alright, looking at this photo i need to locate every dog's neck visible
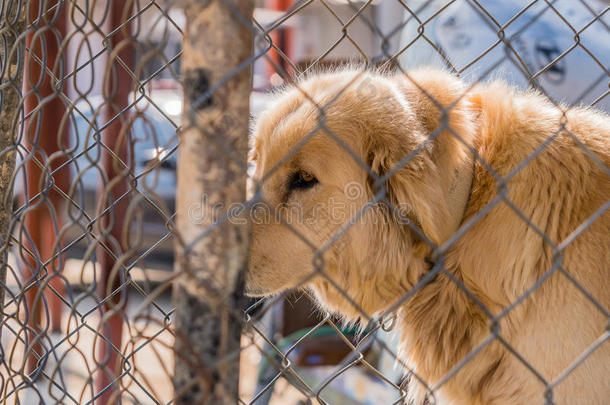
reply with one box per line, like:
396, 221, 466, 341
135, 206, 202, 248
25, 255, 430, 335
445, 149, 475, 237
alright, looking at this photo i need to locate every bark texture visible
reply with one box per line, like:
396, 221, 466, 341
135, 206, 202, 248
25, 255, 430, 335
0, 0, 26, 336
173, 1, 253, 403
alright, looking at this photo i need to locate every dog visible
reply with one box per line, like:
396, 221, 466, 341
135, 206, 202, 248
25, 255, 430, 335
245, 67, 609, 405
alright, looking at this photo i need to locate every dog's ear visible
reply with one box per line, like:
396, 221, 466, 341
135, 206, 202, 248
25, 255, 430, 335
367, 70, 476, 246
367, 138, 453, 246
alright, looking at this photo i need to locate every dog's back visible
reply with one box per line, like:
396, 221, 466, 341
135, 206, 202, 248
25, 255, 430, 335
445, 80, 610, 404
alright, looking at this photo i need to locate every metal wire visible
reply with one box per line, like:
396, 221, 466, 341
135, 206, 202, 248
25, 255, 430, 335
0, 0, 608, 404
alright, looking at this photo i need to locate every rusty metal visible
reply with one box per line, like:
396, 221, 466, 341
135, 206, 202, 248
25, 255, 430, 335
21, 0, 68, 372
94, 1, 134, 403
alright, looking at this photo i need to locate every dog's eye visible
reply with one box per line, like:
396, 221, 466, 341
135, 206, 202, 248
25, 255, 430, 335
289, 170, 318, 190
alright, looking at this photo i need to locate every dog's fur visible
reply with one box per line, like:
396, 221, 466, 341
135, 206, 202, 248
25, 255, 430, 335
246, 68, 610, 405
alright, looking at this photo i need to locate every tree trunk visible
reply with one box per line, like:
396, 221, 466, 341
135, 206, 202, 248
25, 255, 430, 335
0, 0, 26, 339
173, 1, 253, 404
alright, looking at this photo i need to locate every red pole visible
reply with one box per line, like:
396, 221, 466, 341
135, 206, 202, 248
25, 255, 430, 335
279, 0, 295, 64
265, 0, 294, 83
21, 0, 69, 373
94, 1, 134, 404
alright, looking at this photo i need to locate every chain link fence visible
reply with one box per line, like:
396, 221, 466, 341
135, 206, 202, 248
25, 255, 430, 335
0, 0, 608, 404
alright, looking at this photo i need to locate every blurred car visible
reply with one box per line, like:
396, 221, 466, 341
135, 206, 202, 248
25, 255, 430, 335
11, 90, 180, 260
12, 89, 274, 262
398, 0, 610, 111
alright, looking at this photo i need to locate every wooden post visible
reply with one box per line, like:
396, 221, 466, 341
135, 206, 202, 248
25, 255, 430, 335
0, 0, 26, 338
173, 0, 253, 403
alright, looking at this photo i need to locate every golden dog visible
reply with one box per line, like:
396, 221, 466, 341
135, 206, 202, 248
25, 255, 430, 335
246, 68, 609, 405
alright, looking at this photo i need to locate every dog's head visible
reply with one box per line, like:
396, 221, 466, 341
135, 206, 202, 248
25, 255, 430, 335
246, 69, 476, 319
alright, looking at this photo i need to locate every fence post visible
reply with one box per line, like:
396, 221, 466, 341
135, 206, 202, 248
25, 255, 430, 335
0, 0, 26, 337
21, 0, 69, 373
94, 1, 134, 403
173, 0, 253, 403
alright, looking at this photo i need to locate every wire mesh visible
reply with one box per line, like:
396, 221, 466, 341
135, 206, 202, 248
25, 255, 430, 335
0, 0, 608, 404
